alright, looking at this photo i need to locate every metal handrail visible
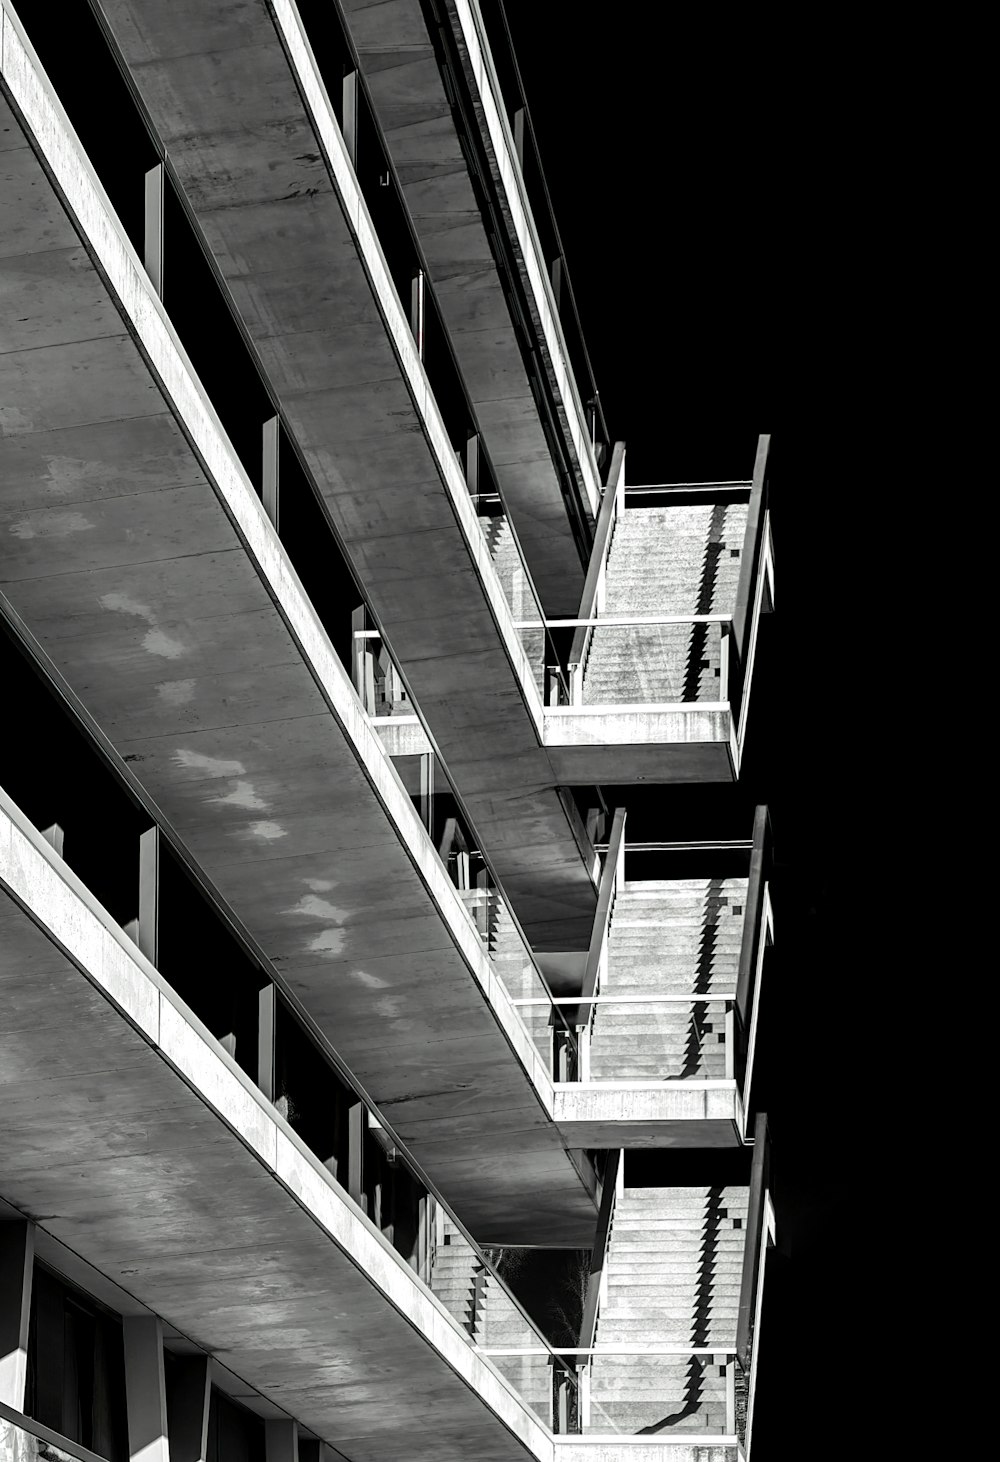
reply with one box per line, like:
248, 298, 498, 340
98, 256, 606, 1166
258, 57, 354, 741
568, 443, 626, 692
732, 435, 772, 676
579, 1149, 623, 1351
736, 1112, 771, 1369
594, 839, 753, 853
577, 808, 626, 1019
736, 806, 771, 1025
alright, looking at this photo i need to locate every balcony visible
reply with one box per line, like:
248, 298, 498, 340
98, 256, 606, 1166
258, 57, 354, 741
0, 13, 597, 1242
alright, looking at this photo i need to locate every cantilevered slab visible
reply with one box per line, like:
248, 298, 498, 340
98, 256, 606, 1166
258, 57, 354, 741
543, 706, 737, 783
91, 0, 598, 949
0, 795, 548, 1462
0, 37, 595, 1243
551, 1084, 743, 1150
340, 0, 594, 614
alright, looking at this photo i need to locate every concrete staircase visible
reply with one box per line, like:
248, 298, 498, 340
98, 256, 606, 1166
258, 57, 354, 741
582, 503, 748, 705
430, 1218, 552, 1423
588, 1185, 748, 1436
589, 879, 747, 1080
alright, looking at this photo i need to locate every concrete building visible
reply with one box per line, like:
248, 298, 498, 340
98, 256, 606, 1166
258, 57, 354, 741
0, 3, 776, 1461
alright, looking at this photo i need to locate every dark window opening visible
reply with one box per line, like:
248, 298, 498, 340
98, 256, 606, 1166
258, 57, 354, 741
24, 1264, 128, 1462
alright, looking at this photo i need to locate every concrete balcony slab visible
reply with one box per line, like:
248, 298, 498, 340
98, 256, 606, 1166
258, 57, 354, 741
0, 24, 596, 1244
0, 792, 550, 1462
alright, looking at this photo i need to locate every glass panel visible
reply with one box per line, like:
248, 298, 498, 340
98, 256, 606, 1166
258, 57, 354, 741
581, 621, 728, 705
581, 1351, 737, 1436
2, 1412, 106, 1462
454, 878, 576, 1078
585, 998, 733, 1081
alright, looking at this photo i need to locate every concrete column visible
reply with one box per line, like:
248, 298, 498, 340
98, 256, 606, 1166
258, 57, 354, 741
0, 1221, 34, 1408
265, 1418, 297, 1462
41, 823, 64, 857
262, 417, 280, 532
166, 1356, 211, 1462
123, 1316, 170, 1462
144, 164, 164, 296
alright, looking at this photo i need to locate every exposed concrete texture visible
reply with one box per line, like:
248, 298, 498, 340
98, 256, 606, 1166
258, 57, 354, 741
552, 1085, 741, 1151
555, 1445, 738, 1462
340, 0, 592, 616
92, 0, 599, 950
544, 709, 735, 785
0, 794, 551, 1462
439, 0, 603, 520
0, 41, 596, 1244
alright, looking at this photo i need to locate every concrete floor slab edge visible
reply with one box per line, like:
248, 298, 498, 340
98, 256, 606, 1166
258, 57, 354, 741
446, 0, 601, 519
0, 793, 554, 1462
267, 0, 547, 736
0, 8, 561, 1134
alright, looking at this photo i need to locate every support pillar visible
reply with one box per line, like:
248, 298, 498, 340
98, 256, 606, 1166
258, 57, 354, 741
123, 1316, 169, 1462
166, 1356, 211, 1462
0, 1221, 34, 1409
41, 823, 64, 857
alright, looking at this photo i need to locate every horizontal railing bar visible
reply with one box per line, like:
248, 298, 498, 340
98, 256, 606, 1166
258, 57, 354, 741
627, 480, 752, 490
476, 1346, 738, 1356
517, 613, 734, 629
596, 839, 753, 852
511, 994, 735, 1006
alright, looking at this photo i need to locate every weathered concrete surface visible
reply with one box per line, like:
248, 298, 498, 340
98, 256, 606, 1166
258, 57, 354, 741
340, 0, 593, 616
92, 0, 598, 950
544, 708, 735, 784
0, 798, 550, 1462
552, 1085, 741, 1150
0, 51, 596, 1244
555, 1446, 738, 1462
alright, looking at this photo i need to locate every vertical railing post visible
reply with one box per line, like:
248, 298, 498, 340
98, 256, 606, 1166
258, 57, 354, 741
262, 416, 280, 532
342, 71, 359, 168
550, 254, 564, 314
726, 1355, 736, 1436
465, 432, 480, 501
512, 107, 525, 165
720, 622, 730, 703
144, 163, 164, 297
348, 1102, 365, 1211
411, 270, 425, 359
0, 1221, 34, 1409
123, 1316, 170, 1462
419, 752, 434, 834
138, 825, 159, 966
579, 1361, 591, 1431
725, 1004, 735, 1081
41, 823, 64, 857
257, 984, 275, 1103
